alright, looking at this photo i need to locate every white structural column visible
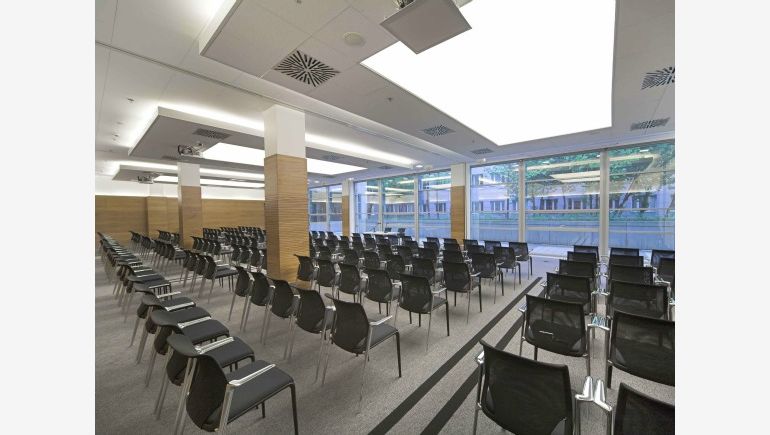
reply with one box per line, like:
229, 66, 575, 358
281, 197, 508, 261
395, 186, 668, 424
177, 162, 202, 249
518, 159, 526, 242
599, 150, 610, 257
450, 163, 468, 241
262, 105, 308, 281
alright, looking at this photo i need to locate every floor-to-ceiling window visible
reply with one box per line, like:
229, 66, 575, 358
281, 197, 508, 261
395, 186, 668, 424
308, 184, 343, 233
470, 162, 519, 242
418, 170, 451, 238
328, 184, 343, 234
382, 175, 415, 237
608, 142, 675, 250
525, 152, 601, 247
308, 186, 328, 232
354, 180, 380, 233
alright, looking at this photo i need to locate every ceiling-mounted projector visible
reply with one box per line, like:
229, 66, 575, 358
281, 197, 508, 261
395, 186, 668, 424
381, 0, 471, 54
178, 142, 203, 158
137, 172, 160, 184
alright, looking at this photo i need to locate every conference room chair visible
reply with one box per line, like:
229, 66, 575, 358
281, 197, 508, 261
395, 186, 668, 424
610, 247, 640, 257
442, 260, 482, 323
463, 239, 478, 250
466, 244, 485, 256
558, 259, 598, 291
363, 250, 384, 270
386, 254, 406, 282
471, 252, 505, 303
650, 249, 675, 269
340, 248, 361, 267
593, 382, 675, 435
395, 245, 413, 268
410, 257, 439, 288
227, 266, 252, 322
483, 240, 501, 254
261, 279, 299, 345
604, 311, 675, 389
608, 254, 644, 268
567, 251, 599, 275
519, 295, 592, 376
134, 303, 210, 366
442, 249, 464, 263
396, 274, 450, 351
321, 296, 401, 412
240, 271, 272, 333
130, 292, 196, 347
509, 242, 534, 282
607, 281, 670, 320
175, 335, 298, 435
472, 340, 582, 435
443, 242, 461, 253
573, 245, 600, 261
543, 272, 594, 315
364, 267, 400, 316
314, 259, 337, 294
605, 264, 654, 293
493, 246, 519, 278
154, 334, 254, 420
293, 254, 317, 290
656, 257, 675, 298
336, 263, 364, 303
285, 287, 334, 362
198, 255, 238, 303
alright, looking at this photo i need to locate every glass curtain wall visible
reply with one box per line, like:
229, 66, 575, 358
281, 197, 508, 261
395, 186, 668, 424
382, 175, 416, 237
608, 142, 675, 250
354, 180, 380, 233
525, 152, 601, 247
418, 170, 451, 238
470, 162, 519, 241
308, 184, 343, 233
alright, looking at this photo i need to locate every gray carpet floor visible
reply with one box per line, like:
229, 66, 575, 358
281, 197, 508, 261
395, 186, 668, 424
95, 253, 674, 434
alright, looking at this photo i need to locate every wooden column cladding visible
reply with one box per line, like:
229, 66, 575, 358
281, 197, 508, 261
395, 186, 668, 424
450, 186, 466, 242
95, 195, 147, 245
341, 196, 350, 236
264, 154, 308, 281
178, 186, 203, 249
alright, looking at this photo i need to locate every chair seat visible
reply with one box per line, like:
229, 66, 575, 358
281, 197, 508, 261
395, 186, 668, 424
613, 338, 675, 385
128, 273, 163, 283
202, 361, 294, 430
402, 296, 447, 314
147, 307, 210, 334
205, 337, 255, 369
353, 321, 399, 354
137, 295, 195, 318
213, 268, 238, 279
183, 319, 230, 344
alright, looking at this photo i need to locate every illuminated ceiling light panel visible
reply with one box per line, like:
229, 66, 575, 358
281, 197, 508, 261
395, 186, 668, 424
154, 175, 263, 189
362, 0, 615, 145
385, 187, 413, 192
420, 175, 450, 182
551, 171, 601, 180
200, 168, 264, 181
201, 143, 365, 175
305, 133, 415, 167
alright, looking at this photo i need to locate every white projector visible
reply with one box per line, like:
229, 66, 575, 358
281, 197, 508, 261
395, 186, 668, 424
381, 0, 472, 54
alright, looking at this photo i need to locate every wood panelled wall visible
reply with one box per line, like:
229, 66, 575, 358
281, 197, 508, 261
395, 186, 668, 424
95, 196, 147, 245
95, 195, 265, 244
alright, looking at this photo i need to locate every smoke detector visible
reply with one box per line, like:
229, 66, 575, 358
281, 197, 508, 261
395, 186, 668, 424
178, 142, 203, 158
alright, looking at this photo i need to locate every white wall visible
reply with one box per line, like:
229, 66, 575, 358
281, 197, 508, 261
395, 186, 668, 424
95, 175, 265, 200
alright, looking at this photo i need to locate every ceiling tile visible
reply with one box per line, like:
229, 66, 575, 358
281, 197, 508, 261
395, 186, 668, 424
95, 0, 117, 43
255, 0, 350, 35
312, 7, 396, 63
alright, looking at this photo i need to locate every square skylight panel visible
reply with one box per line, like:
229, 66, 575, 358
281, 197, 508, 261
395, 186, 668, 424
362, 0, 615, 145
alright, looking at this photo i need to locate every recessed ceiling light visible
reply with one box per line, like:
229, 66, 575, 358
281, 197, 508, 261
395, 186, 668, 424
414, 164, 424, 169
362, 0, 614, 145
639, 149, 650, 153
343, 32, 366, 46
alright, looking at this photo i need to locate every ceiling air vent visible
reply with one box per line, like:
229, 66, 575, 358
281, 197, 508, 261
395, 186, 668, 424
471, 148, 493, 155
422, 125, 456, 137
274, 50, 340, 87
378, 165, 393, 170
193, 128, 230, 140
641, 66, 675, 89
630, 117, 670, 131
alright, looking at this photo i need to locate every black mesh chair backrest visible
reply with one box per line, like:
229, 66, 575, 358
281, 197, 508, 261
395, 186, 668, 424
651, 250, 675, 269
364, 268, 393, 303
338, 240, 350, 251
443, 243, 460, 252
484, 240, 501, 253
524, 295, 586, 357
341, 249, 359, 266
509, 242, 530, 260
399, 274, 433, 313
326, 239, 338, 252
329, 297, 369, 354
423, 241, 440, 255
352, 240, 365, 256
493, 246, 516, 268
410, 257, 436, 283
657, 258, 675, 290
443, 238, 458, 245
295, 255, 315, 281
234, 266, 251, 297
479, 340, 573, 435
388, 235, 399, 245
610, 310, 675, 386
426, 237, 439, 245
566, 251, 598, 269
463, 239, 478, 247
296, 288, 327, 333
269, 279, 296, 317
609, 254, 644, 267
363, 251, 381, 269
442, 261, 471, 292
386, 255, 406, 280
316, 259, 336, 287
611, 247, 640, 257
608, 265, 654, 291
249, 248, 261, 268
337, 263, 361, 294
558, 259, 594, 279
471, 253, 497, 278
573, 245, 599, 258
442, 249, 464, 263
608, 281, 668, 319
614, 383, 675, 435
186, 353, 228, 430
317, 246, 332, 261
249, 271, 271, 305
377, 243, 392, 255
418, 247, 437, 261
545, 272, 591, 311
396, 245, 413, 265
467, 244, 485, 255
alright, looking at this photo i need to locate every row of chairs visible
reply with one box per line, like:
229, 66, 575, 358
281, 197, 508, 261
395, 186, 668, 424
101, 233, 299, 434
